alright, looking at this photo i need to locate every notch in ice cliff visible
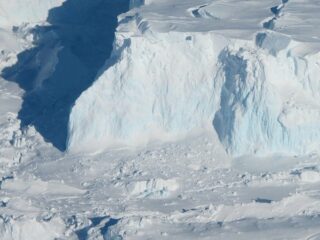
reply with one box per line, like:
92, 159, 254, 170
67, 0, 320, 156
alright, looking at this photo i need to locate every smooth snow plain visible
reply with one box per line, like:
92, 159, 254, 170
1, 0, 320, 239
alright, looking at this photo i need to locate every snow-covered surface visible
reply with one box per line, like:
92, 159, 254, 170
0, 0, 64, 28
1, 0, 320, 239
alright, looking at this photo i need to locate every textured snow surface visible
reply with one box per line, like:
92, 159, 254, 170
0, 0, 64, 27
1, 0, 320, 239
68, 0, 320, 156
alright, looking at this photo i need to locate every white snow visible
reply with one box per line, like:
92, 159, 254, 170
0, 216, 66, 240
0, 0, 64, 28
299, 170, 320, 183
127, 178, 179, 198
1, 0, 320, 239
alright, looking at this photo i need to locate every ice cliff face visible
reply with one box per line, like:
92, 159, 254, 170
67, 0, 320, 156
214, 41, 320, 155
68, 31, 229, 152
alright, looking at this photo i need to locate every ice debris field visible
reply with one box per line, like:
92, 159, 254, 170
1, 0, 320, 239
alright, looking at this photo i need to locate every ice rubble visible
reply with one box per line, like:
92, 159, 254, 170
0, 216, 66, 240
127, 178, 179, 198
68, 0, 320, 156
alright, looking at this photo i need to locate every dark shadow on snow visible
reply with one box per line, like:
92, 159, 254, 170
1, 0, 130, 151
75, 216, 120, 240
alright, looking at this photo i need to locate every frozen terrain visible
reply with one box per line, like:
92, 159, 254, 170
1, 0, 320, 239
68, 0, 320, 156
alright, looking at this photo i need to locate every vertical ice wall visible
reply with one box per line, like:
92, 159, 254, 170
213, 41, 320, 156
67, 0, 320, 156
67, 28, 320, 156
67, 32, 229, 152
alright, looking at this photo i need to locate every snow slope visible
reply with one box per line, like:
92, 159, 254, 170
68, 0, 320, 156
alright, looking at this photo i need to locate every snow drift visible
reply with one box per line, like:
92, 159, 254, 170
67, 0, 320, 156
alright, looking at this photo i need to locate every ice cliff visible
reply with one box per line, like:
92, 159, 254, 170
67, 0, 320, 156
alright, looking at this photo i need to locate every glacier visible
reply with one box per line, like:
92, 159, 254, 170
67, 0, 320, 156
2, 1, 320, 239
